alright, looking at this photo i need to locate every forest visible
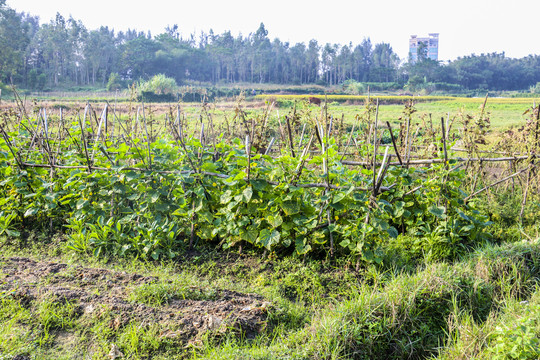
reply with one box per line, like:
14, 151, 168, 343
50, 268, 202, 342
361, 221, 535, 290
2, 1, 540, 93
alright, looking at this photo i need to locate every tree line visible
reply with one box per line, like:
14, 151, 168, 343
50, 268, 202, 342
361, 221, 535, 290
1, 1, 540, 92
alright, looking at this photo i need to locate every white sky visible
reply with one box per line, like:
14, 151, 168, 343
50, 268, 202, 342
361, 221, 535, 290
8, 0, 540, 62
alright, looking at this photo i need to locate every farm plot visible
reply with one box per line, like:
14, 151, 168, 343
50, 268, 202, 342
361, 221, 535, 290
0, 95, 540, 359
1, 97, 525, 262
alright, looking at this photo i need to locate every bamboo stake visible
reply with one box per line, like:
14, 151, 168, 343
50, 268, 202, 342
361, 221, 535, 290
404, 109, 411, 166
372, 99, 379, 193
246, 135, 251, 182
90, 105, 107, 163
441, 117, 448, 170
264, 138, 275, 155
292, 133, 314, 185
298, 123, 306, 150
375, 147, 390, 195
141, 103, 152, 170
340, 123, 356, 162
520, 169, 531, 223
77, 114, 92, 173
386, 121, 403, 166
285, 116, 296, 158
0, 124, 25, 170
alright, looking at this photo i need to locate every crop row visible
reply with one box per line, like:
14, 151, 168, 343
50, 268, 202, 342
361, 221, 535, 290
0, 110, 492, 262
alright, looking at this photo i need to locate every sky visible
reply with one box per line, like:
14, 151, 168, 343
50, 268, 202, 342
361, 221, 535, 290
7, 0, 540, 62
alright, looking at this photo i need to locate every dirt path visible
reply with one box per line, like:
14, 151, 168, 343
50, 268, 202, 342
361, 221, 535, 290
0, 256, 269, 343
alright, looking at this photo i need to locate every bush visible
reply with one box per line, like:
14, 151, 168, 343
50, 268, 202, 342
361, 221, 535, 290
106, 72, 124, 91
0, 82, 11, 98
138, 74, 178, 96
343, 80, 365, 95
530, 82, 540, 94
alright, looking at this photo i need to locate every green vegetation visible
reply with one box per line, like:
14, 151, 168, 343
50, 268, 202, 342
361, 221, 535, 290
0, 237, 539, 359
0, 100, 495, 263
138, 74, 179, 102
0, 96, 539, 359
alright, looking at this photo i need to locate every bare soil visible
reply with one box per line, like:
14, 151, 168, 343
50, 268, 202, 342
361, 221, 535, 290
0, 256, 269, 344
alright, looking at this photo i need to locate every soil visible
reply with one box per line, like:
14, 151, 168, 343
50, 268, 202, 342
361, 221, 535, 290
0, 256, 269, 344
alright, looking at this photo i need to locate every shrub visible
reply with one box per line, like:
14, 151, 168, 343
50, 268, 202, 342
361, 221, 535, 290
138, 74, 178, 96
106, 72, 124, 91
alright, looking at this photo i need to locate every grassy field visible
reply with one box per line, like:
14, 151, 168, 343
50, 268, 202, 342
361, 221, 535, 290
2, 94, 536, 130
262, 95, 538, 129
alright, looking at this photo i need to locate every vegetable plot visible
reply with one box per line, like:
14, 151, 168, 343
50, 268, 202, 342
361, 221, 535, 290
0, 102, 493, 262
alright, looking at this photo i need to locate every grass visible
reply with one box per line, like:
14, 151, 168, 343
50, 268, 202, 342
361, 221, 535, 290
2, 93, 535, 132
1, 233, 539, 359
128, 281, 218, 306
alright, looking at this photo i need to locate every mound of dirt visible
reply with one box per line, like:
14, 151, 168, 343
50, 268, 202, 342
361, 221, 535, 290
0, 257, 269, 344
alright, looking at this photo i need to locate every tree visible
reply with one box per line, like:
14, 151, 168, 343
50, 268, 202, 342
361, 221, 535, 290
117, 36, 159, 81
370, 43, 399, 82
0, 5, 31, 82
251, 23, 272, 83
306, 40, 320, 83
106, 72, 122, 91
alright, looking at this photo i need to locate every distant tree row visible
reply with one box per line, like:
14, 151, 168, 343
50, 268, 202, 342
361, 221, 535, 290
2, 1, 540, 92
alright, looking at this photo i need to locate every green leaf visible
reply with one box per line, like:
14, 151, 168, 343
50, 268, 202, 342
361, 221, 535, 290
457, 211, 470, 221
387, 226, 398, 239
251, 179, 269, 191
194, 197, 204, 212
295, 237, 311, 255
282, 200, 300, 215
201, 161, 218, 172
76, 199, 89, 210
339, 239, 351, 248
149, 190, 160, 203
240, 228, 258, 244
154, 203, 170, 212
125, 171, 139, 181
233, 171, 247, 181
127, 193, 140, 201
363, 249, 374, 262
242, 186, 253, 203
259, 229, 280, 250
199, 210, 213, 223
332, 192, 346, 204
6, 229, 21, 237
267, 214, 283, 227
24, 207, 39, 217
220, 190, 233, 204
428, 205, 447, 219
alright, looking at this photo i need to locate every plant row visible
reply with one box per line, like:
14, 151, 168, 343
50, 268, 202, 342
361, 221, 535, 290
0, 116, 492, 261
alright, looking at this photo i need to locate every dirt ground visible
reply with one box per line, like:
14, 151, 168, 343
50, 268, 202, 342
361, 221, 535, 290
0, 256, 269, 345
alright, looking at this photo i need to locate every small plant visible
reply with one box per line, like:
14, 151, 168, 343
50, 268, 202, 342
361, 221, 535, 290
0, 212, 20, 237
486, 304, 540, 359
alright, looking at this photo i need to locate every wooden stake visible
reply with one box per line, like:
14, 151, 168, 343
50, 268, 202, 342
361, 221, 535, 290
386, 121, 403, 166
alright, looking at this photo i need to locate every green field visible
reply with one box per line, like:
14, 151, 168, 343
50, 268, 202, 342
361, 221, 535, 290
256, 95, 539, 129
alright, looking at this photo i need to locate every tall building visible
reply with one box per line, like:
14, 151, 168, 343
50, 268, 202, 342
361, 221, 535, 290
409, 33, 439, 62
